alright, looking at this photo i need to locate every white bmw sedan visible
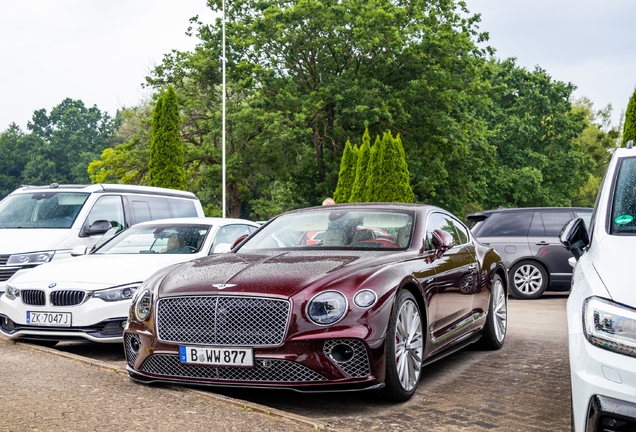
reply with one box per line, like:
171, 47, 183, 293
0, 217, 259, 345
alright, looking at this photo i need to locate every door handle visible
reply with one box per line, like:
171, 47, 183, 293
535, 241, 550, 246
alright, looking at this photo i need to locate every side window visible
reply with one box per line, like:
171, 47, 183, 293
169, 199, 198, 218
131, 200, 152, 224
425, 213, 460, 250
130, 197, 171, 223
528, 212, 546, 237
483, 212, 532, 237
540, 212, 574, 237
86, 195, 125, 230
210, 224, 254, 253
450, 218, 469, 245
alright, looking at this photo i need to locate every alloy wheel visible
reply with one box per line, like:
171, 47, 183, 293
394, 299, 424, 392
513, 264, 544, 295
492, 278, 507, 343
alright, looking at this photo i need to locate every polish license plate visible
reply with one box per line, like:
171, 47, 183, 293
26, 311, 72, 327
179, 345, 254, 367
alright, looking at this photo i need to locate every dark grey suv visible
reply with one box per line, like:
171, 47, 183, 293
467, 207, 592, 299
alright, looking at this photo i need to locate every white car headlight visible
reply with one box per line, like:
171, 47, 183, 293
6, 251, 55, 266
584, 296, 636, 358
134, 290, 152, 321
5, 284, 20, 300
93, 283, 140, 302
307, 291, 347, 325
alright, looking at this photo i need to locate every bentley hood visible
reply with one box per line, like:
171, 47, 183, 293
157, 250, 398, 298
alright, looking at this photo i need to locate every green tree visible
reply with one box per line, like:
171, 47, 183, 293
148, 86, 187, 190
349, 130, 374, 202
0, 124, 37, 198
366, 131, 414, 203
622, 88, 636, 147
333, 139, 359, 204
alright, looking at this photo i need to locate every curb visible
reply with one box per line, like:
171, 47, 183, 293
3, 338, 331, 430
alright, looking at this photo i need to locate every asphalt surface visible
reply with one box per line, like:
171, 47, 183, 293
0, 294, 571, 431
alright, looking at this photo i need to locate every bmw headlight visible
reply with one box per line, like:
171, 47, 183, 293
5, 284, 20, 300
93, 283, 140, 302
6, 251, 55, 266
584, 296, 636, 358
134, 289, 152, 321
307, 291, 347, 325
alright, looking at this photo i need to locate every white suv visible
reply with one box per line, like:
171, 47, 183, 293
0, 183, 204, 290
560, 143, 636, 431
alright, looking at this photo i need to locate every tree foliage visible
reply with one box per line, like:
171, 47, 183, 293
365, 131, 414, 203
622, 88, 636, 147
349, 130, 374, 203
333, 139, 358, 204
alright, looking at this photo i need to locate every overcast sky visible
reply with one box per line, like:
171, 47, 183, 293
1, 0, 634, 132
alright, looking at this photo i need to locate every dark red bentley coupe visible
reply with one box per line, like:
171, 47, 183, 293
124, 204, 507, 401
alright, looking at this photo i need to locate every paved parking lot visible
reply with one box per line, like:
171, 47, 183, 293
2, 294, 571, 431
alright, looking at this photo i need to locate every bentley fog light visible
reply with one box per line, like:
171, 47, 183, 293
354, 289, 377, 308
584, 296, 636, 358
6, 251, 55, 266
134, 290, 152, 321
94, 283, 140, 302
5, 284, 20, 300
307, 291, 347, 325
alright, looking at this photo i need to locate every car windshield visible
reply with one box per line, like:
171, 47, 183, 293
0, 192, 89, 229
239, 209, 414, 250
95, 224, 211, 254
611, 156, 636, 234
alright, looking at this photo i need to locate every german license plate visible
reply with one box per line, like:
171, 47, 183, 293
26, 311, 71, 327
179, 345, 254, 367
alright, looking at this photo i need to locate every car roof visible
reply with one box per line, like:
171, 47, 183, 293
133, 217, 259, 228
279, 202, 440, 216
10, 183, 198, 199
467, 207, 593, 219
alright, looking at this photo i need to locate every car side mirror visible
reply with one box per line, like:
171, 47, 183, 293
86, 220, 113, 236
431, 229, 455, 259
71, 245, 88, 256
559, 217, 590, 261
231, 234, 249, 250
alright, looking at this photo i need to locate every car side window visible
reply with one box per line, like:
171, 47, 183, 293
129, 197, 172, 223
540, 212, 574, 237
85, 195, 125, 231
425, 212, 462, 250
481, 212, 532, 237
210, 224, 253, 253
169, 199, 198, 218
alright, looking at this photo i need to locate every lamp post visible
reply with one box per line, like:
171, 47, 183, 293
222, 0, 227, 218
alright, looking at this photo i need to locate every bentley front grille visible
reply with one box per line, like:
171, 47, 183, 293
324, 339, 371, 379
125, 333, 141, 368
50, 290, 86, 306
21, 290, 46, 306
140, 354, 327, 383
156, 296, 290, 347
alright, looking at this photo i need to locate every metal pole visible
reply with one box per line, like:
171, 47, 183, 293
222, 0, 227, 218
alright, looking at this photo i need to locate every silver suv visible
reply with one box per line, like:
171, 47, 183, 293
467, 207, 592, 299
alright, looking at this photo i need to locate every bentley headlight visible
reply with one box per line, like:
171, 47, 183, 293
307, 291, 347, 325
5, 284, 20, 300
7, 251, 55, 266
134, 289, 152, 321
94, 283, 140, 302
584, 296, 636, 358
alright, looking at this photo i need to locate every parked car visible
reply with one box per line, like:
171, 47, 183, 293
467, 207, 592, 299
0, 183, 205, 292
124, 203, 507, 402
560, 143, 636, 431
0, 217, 259, 345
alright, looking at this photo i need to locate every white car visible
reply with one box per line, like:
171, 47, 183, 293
560, 143, 636, 431
0, 217, 259, 345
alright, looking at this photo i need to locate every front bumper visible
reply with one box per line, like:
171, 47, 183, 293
124, 325, 387, 392
569, 332, 636, 431
0, 295, 132, 343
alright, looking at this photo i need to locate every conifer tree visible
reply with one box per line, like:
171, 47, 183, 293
148, 85, 187, 190
333, 139, 359, 203
623, 88, 636, 147
366, 131, 414, 203
349, 129, 373, 202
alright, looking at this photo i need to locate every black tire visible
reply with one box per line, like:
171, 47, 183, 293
477, 274, 507, 350
509, 260, 548, 299
377, 289, 424, 402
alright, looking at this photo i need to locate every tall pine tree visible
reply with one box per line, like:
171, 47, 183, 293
366, 131, 414, 203
148, 85, 187, 190
333, 139, 359, 203
349, 129, 373, 202
623, 88, 636, 147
